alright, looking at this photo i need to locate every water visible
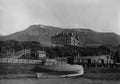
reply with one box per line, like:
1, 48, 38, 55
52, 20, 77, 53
0, 78, 120, 84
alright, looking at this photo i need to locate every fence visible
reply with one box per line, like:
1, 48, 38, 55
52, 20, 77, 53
0, 58, 42, 64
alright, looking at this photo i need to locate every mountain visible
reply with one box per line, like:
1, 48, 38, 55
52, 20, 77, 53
0, 24, 120, 46
0, 25, 62, 46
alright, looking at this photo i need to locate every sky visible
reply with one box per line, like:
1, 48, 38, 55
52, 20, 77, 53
0, 0, 120, 35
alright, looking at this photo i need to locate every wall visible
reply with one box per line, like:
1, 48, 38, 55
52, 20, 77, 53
0, 58, 42, 64
0, 63, 37, 75
0, 58, 43, 75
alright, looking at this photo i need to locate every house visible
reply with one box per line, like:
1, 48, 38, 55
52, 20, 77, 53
74, 55, 113, 64
37, 51, 46, 58
51, 32, 83, 46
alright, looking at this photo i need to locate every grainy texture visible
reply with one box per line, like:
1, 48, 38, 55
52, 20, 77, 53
0, 78, 120, 84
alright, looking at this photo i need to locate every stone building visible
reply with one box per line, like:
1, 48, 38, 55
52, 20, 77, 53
51, 32, 83, 46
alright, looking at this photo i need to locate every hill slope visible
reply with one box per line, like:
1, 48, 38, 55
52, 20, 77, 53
0, 24, 120, 46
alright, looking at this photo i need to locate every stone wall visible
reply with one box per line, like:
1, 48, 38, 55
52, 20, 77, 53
0, 63, 37, 75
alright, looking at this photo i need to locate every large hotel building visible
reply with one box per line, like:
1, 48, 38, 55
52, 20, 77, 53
51, 32, 83, 47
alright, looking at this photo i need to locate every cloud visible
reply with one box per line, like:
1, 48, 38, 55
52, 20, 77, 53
0, 0, 120, 35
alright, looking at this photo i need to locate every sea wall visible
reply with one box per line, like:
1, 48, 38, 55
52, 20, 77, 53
0, 63, 37, 75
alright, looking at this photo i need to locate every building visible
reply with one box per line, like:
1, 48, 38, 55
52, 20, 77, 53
37, 51, 46, 58
51, 32, 83, 46
74, 55, 113, 64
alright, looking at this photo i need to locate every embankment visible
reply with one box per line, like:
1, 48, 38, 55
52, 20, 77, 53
0, 63, 38, 79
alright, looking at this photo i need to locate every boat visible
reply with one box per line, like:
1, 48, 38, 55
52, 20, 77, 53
36, 58, 84, 78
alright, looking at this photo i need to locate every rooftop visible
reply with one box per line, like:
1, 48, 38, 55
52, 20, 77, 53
52, 32, 74, 38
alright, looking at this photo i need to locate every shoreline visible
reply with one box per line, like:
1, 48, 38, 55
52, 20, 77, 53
1, 72, 120, 81
0, 74, 37, 80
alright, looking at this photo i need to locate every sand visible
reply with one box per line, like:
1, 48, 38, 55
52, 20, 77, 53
0, 78, 120, 84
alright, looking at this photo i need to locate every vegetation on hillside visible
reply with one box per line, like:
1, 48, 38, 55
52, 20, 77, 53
0, 40, 112, 58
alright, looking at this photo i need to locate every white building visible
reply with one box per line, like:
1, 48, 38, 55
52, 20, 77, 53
37, 51, 46, 58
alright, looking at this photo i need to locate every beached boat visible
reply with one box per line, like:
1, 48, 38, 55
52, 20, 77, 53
36, 59, 84, 78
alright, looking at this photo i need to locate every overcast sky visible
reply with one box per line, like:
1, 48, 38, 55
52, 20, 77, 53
0, 0, 120, 35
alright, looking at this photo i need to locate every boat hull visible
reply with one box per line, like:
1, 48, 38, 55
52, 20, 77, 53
36, 65, 84, 77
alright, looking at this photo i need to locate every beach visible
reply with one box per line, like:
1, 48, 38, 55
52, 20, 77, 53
0, 78, 120, 84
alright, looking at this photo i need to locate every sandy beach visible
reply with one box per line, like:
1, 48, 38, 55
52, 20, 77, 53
0, 78, 120, 84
